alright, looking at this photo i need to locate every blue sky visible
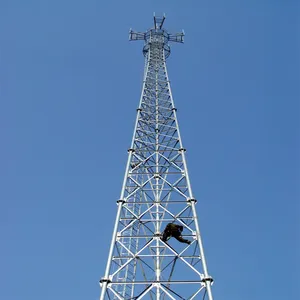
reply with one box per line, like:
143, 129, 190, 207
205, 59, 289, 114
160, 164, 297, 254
1, 1, 299, 299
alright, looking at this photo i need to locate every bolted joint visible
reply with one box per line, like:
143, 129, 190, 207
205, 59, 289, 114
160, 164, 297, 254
179, 147, 186, 152
187, 198, 197, 204
116, 199, 126, 204
136, 108, 142, 112
128, 148, 135, 153
201, 276, 214, 284
99, 277, 111, 284
172, 107, 177, 112
154, 233, 161, 237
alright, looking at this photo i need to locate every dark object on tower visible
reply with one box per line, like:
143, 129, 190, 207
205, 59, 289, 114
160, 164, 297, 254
162, 223, 191, 244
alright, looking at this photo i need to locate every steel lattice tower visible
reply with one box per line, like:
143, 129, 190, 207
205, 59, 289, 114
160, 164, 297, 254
100, 15, 214, 300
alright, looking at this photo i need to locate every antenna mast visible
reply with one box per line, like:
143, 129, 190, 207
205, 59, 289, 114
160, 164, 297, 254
100, 15, 214, 300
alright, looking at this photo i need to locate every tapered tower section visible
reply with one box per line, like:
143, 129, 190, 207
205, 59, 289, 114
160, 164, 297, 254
100, 15, 214, 300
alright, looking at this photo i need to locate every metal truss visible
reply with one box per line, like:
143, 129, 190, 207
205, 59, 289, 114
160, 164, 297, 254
100, 15, 214, 300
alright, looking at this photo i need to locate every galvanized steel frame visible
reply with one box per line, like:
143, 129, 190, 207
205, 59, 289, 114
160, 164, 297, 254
100, 15, 214, 300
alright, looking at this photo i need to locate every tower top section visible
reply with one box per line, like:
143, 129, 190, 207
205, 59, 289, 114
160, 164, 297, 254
129, 13, 184, 58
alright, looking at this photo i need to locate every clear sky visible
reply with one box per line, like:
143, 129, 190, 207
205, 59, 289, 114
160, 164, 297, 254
1, 1, 299, 299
